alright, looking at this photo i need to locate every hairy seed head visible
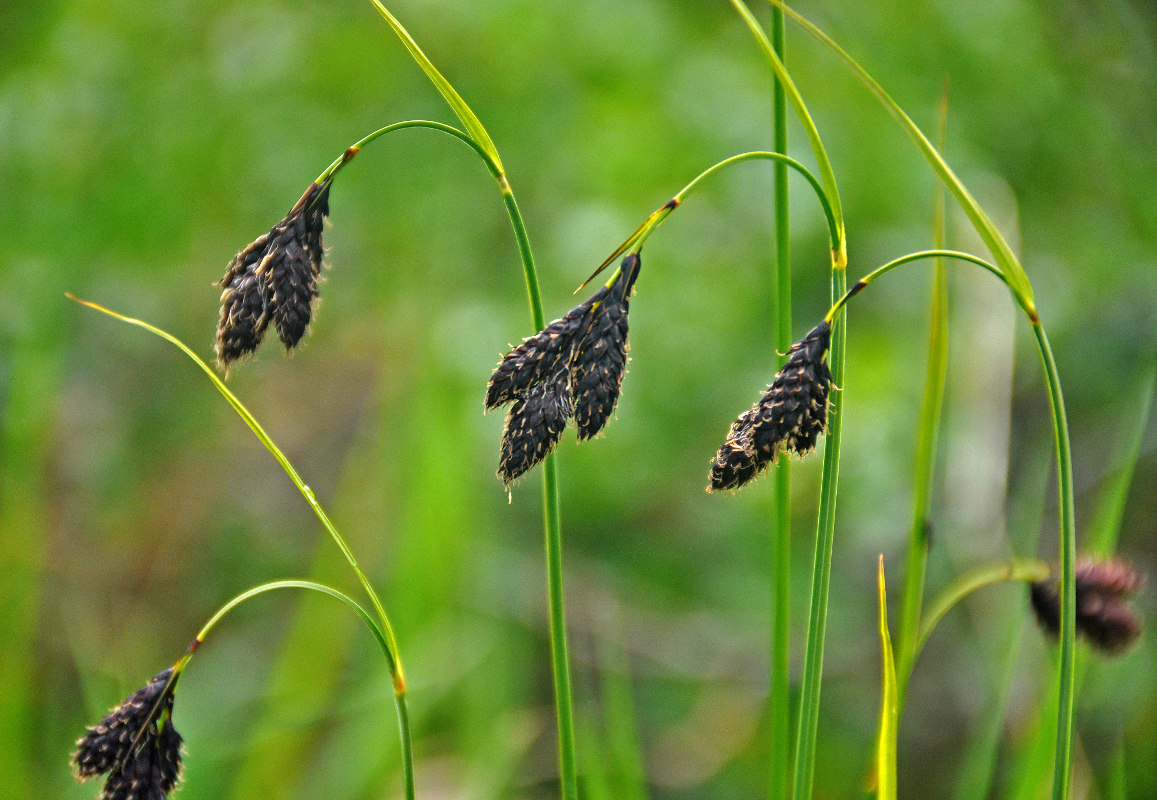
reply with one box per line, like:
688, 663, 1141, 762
215, 182, 331, 372
1030, 559, 1144, 654
487, 254, 642, 484
73, 668, 184, 800
708, 320, 832, 492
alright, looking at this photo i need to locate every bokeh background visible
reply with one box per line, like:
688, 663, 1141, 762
2, 0, 1155, 798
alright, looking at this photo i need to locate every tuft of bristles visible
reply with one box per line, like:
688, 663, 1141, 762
215, 181, 331, 372
1030, 559, 1144, 654
73, 668, 184, 800
708, 320, 832, 492
487, 253, 641, 485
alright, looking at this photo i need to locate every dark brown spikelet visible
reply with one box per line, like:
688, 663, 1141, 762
487, 253, 643, 485
708, 320, 832, 492
1029, 559, 1144, 654
498, 374, 573, 484
73, 668, 184, 800
572, 253, 639, 440
215, 181, 331, 371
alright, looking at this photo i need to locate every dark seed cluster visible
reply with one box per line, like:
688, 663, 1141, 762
708, 320, 832, 492
73, 668, 184, 800
215, 181, 331, 371
1030, 559, 1144, 654
486, 253, 641, 485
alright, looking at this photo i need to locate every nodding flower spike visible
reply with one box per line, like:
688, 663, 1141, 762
72, 668, 184, 800
215, 181, 331, 372
708, 320, 832, 492
1030, 559, 1144, 654
488, 253, 642, 485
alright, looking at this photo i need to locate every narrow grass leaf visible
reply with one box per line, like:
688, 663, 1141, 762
875, 556, 898, 800
367, 0, 503, 173
766, 0, 1032, 308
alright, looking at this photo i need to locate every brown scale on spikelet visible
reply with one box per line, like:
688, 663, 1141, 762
215, 181, 331, 372
73, 668, 184, 800
708, 320, 832, 492
1029, 559, 1144, 654
487, 254, 642, 484
572, 253, 639, 440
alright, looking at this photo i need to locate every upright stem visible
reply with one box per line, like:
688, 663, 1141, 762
769, 5, 793, 799
896, 94, 950, 708
497, 177, 577, 800
792, 262, 845, 800
1032, 323, 1076, 800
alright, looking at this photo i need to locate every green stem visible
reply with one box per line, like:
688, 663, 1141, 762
171, 580, 415, 800
1032, 323, 1077, 800
769, 5, 792, 798
314, 119, 498, 186
896, 99, 949, 708
910, 560, 1050, 678
730, 0, 846, 267
66, 297, 414, 800
792, 261, 844, 800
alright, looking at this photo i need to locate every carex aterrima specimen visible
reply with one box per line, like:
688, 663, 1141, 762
72, 667, 184, 800
215, 180, 332, 371
708, 319, 833, 492
1030, 559, 1145, 654
486, 252, 642, 485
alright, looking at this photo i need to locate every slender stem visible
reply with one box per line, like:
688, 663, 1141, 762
769, 6, 793, 798
896, 96, 950, 710
672, 152, 838, 248
578, 151, 837, 294
65, 297, 414, 799
823, 250, 1012, 323
314, 119, 498, 186
178, 579, 416, 800
730, 0, 846, 267
1032, 323, 1077, 800
792, 260, 844, 800
910, 560, 1050, 677
492, 137, 577, 800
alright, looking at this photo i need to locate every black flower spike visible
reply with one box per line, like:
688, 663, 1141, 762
215, 181, 331, 371
487, 253, 642, 484
708, 320, 832, 492
73, 668, 184, 800
1030, 559, 1144, 654
572, 253, 639, 440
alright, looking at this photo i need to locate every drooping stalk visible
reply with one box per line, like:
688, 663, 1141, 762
359, 4, 575, 793
67, 297, 417, 800
726, 6, 847, 798
769, 5, 793, 798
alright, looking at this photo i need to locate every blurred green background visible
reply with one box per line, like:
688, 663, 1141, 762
2, 0, 1155, 798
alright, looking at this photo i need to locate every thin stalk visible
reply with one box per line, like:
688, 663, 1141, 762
769, 5, 792, 798
896, 92, 951, 709
725, 7, 847, 798
494, 176, 576, 800
189, 580, 416, 800
1032, 322, 1077, 800
578, 151, 838, 293
911, 560, 1050, 672
313, 119, 499, 186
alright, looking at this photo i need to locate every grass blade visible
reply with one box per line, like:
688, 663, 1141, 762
875, 556, 898, 800
366, 0, 503, 172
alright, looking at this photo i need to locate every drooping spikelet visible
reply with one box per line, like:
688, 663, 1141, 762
487, 253, 642, 484
1030, 559, 1144, 654
571, 254, 638, 440
708, 320, 832, 492
215, 181, 331, 371
73, 668, 184, 800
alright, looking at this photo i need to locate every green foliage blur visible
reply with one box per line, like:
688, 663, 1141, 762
2, 0, 1155, 798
